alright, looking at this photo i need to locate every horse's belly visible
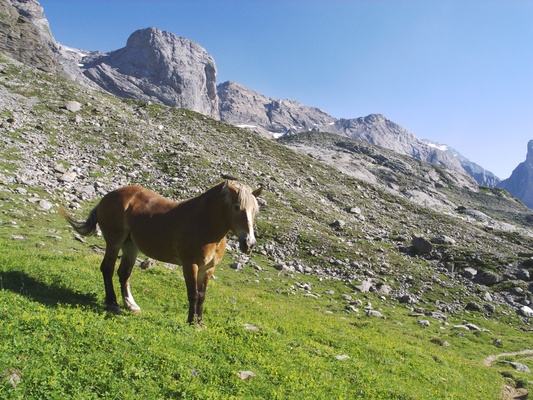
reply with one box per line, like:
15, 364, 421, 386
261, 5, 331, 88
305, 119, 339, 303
131, 235, 183, 266
129, 224, 225, 268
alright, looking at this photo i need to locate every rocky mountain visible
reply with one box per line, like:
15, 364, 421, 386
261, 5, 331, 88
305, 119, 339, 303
0, 2, 218, 118
0, 0, 520, 196
217, 81, 463, 172
329, 114, 466, 172
218, 81, 336, 137
219, 83, 472, 178
81, 27, 219, 118
424, 140, 501, 187
0, 0, 99, 89
497, 140, 533, 209
0, 0, 60, 73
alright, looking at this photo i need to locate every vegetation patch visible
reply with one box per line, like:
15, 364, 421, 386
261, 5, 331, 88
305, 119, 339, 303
0, 54, 532, 399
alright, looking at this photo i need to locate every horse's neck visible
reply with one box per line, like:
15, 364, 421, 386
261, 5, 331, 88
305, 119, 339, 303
187, 192, 231, 240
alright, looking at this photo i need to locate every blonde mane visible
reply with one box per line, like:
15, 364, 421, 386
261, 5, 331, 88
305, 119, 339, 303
221, 180, 259, 213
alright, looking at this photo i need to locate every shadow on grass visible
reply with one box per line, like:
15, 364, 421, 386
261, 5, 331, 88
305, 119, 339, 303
0, 270, 99, 309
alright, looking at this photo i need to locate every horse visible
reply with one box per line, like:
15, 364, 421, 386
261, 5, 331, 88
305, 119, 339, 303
60, 179, 262, 324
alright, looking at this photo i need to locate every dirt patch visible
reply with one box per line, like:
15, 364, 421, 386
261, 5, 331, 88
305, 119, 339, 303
500, 385, 528, 400
483, 349, 533, 400
483, 349, 533, 367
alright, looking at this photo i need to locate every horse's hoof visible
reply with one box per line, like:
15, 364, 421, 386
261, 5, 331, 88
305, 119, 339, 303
195, 319, 207, 331
196, 323, 206, 331
105, 303, 122, 314
187, 320, 205, 330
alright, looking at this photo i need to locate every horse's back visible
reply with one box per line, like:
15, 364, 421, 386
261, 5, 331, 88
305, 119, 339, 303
97, 186, 184, 261
96, 186, 167, 234
100, 185, 169, 209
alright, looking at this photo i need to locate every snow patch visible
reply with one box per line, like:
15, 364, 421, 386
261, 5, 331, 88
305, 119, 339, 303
426, 142, 449, 152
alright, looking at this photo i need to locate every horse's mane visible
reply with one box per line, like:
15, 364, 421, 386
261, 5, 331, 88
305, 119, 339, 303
220, 180, 259, 213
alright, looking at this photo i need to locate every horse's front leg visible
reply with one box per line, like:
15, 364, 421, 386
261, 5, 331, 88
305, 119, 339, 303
196, 266, 215, 325
183, 263, 199, 324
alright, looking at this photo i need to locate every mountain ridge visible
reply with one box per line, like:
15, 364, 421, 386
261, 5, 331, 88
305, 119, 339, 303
497, 140, 533, 209
424, 140, 501, 187
0, 0, 497, 185
218, 81, 469, 177
0, 0, 525, 192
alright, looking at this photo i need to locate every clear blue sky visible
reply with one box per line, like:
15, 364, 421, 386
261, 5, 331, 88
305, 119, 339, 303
40, 0, 533, 179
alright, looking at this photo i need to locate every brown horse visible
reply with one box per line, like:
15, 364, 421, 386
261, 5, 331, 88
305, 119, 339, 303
61, 179, 262, 324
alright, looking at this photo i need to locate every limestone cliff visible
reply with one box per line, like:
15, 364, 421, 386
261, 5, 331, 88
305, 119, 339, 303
497, 140, 533, 208
81, 27, 219, 118
218, 81, 335, 137
0, 0, 60, 73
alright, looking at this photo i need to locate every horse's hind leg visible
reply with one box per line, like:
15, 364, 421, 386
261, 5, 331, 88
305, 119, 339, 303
118, 239, 141, 312
183, 263, 199, 324
101, 245, 121, 313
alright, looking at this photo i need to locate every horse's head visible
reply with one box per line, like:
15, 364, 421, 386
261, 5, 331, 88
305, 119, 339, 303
221, 180, 262, 254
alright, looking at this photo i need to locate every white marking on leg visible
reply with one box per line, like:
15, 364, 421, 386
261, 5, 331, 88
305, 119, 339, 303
122, 282, 141, 312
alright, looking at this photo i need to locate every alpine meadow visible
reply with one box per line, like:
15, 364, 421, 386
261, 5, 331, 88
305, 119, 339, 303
1, 1, 533, 399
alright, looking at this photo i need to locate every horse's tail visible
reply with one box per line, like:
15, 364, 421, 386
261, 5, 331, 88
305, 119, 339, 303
59, 206, 98, 237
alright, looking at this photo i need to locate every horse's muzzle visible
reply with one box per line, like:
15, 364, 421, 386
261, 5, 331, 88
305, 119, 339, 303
239, 235, 256, 254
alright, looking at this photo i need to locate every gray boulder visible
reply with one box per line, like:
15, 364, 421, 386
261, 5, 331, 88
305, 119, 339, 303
462, 267, 478, 279
411, 237, 433, 254
478, 271, 502, 286
520, 305, 533, 318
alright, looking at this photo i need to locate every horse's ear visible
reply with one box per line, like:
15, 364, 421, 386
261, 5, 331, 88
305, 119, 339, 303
252, 186, 263, 198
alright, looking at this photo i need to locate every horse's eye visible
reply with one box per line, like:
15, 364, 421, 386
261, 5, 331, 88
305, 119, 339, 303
233, 204, 240, 212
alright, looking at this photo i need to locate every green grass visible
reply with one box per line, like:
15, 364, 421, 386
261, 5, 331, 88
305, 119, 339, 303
1, 53, 532, 399
0, 235, 525, 399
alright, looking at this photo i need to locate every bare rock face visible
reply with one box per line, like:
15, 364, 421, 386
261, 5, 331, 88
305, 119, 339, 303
497, 140, 533, 209
82, 27, 219, 118
219, 81, 464, 172
218, 81, 336, 137
0, 0, 490, 184
0, 0, 60, 73
329, 114, 465, 172
424, 140, 501, 187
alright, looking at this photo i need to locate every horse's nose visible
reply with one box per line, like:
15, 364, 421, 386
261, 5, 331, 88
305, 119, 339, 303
239, 235, 256, 254
247, 236, 256, 250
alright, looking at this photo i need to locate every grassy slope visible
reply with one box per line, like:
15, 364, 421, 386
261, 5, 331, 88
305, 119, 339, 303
0, 54, 532, 398
0, 238, 512, 399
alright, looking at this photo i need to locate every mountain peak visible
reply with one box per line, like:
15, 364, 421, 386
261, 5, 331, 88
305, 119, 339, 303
217, 81, 335, 137
527, 139, 533, 162
125, 27, 191, 52
497, 139, 533, 208
80, 27, 219, 118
